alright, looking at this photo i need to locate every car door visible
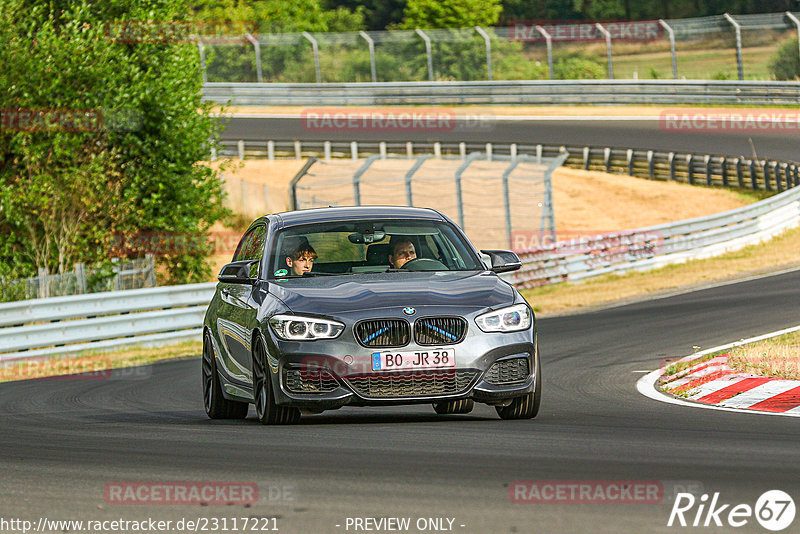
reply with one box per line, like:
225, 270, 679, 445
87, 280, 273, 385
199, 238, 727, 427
216, 224, 267, 385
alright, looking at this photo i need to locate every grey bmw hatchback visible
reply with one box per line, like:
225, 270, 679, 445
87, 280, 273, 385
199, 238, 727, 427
202, 206, 540, 424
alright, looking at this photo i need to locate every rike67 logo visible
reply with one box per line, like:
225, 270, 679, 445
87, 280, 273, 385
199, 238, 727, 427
668, 490, 795, 531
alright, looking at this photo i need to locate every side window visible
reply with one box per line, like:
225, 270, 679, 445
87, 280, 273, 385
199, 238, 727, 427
232, 225, 267, 263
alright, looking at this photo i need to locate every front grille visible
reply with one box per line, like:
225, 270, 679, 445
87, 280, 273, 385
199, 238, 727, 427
414, 317, 467, 345
484, 356, 530, 385
355, 319, 410, 348
283, 368, 339, 393
345, 369, 479, 398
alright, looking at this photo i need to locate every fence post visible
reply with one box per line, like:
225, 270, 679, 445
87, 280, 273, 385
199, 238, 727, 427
626, 149, 634, 176
721, 157, 728, 187
764, 161, 772, 191
723, 14, 744, 81
595, 23, 614, 79
302, 32, 322, 83
75, 263, 86, 294
238, 140, 245, 160
736, 157, 744, 187
776, 162, 784, 193
658, 20, 678, 79
352, 154, 380, 206
404, 155, 430, 206
749, 160, 758, 190
359, 31, 377, 83
535, 26, 554, 80
647, 150, 654, 179
786, 12, 800, 67
245, 33, 263, 83
603, 147, 611, 172
794, 164, 799, 187
289, 157, 318, 210
501, 157, 525, 248
475, 27, 492, 81
455, 153, 482, 229
415, 29, 434, 81
704, 154, 712, 186
267, 140, 275, 160
687, 154, 694, 185
668, 152, 676, 181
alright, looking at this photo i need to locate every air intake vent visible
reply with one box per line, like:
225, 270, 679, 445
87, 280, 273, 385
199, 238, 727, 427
345, 370, 479, 398
355, 319, 410, 348
414, 317, 467, 345
484, 356, 530, 385
283, 368, 339, 393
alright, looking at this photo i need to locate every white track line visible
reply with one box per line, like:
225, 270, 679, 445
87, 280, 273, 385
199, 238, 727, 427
636, 324, 800, 418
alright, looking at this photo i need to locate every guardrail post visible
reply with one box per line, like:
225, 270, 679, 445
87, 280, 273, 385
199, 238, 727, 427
379, 141, 387, 159
210, 147, 217, 161
687, 154, 694, 185
323, 141, 331, 161
459, 142, 466, 159
510, 143, 517, 158
434, 142, 441, 157
720, 157, 728, 187
455, 153, 482, 229
352, 141, 359, 160
627, 149, 634, 176
647, 150, 654, 179
267, 140, 275, 160
658, 20, 678, 79
302, 32, 322, 83
406, 142, 413, 158
749, 160, 758, 190
245, 33, 263, 83
704, 154, 711, 186
595, 23, 614, 79
736, 157, 744, 187
486, 142, 493, 162
294, 140, 302, 160
404, 155, 430, 206
535, 25, 554, 80
583, 147, 591, 170
723, 14, 744, 81
668, 152, 676, 181
536, 145, 543, 164
238, 140, 245, 160
604, 147, 611, 172
359, 31, 377, 82
415, 29, 435, 81
475, 27, 492, 81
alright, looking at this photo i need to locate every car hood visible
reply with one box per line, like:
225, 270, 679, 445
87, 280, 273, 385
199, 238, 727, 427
268, 271, 515, 315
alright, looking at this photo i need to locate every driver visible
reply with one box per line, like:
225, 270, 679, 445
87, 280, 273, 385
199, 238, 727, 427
388, 237, 417, 269
284, 238, 317, 276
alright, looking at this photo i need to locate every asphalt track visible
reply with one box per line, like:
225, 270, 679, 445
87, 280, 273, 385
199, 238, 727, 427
222, 116, 800, 161
2, 269, 799, 533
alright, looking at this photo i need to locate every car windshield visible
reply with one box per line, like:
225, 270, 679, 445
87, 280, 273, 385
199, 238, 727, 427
268, 219, 482, 278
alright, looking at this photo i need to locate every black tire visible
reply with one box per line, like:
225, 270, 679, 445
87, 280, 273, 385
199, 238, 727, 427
202, 332, 249, 419
252, 338, 301, 425
496, 351, 542, 420
433, 399, 475, 415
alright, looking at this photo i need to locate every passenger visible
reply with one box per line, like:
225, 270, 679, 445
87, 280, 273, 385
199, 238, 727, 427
388, 237, 417, 269
285, 240, 317, 276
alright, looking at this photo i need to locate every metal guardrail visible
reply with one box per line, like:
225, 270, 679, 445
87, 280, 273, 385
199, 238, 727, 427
505, 183, 800, 288
203, 80, 800, 106
220, 140, 800, 192
0, 283, 215, 362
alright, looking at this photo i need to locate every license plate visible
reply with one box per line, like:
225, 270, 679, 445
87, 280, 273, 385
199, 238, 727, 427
371, 349, 456, 371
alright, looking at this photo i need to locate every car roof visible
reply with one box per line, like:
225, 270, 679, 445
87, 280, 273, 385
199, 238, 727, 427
268, 206, 446, 228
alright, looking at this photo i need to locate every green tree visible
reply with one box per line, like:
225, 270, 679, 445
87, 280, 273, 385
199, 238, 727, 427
769, 38, 800, 80
399, 0, 503, 29
0, 0, 228, 284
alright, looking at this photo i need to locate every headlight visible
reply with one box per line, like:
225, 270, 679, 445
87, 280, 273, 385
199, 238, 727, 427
475, 304, 531, 333
269, 314, 344, 341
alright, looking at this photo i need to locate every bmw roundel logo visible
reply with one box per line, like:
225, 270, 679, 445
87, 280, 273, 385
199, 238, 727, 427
403, 307, 416, 316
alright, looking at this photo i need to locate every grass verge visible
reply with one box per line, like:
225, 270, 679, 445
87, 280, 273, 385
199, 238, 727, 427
728, 330, 800, 380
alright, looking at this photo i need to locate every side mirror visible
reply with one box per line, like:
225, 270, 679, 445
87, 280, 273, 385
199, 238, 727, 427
218, 259, 259, 284
480, 249, 522, 273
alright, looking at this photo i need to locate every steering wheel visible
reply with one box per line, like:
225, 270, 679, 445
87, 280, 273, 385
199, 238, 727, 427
400, 258, 448, 271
